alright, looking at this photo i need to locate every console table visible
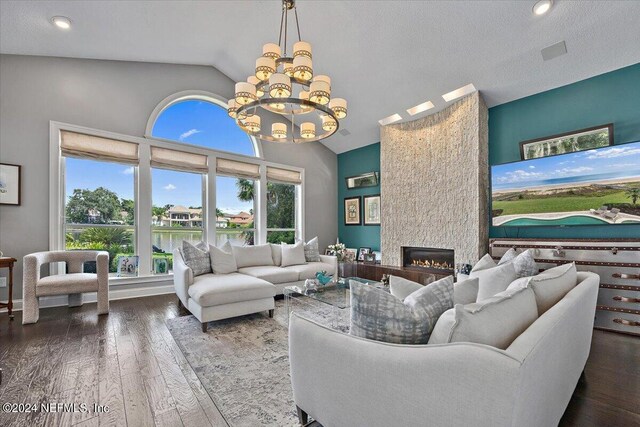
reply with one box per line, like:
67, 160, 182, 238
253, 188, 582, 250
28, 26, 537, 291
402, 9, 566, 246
339, 261, 450, 285
0, 257, 17, 320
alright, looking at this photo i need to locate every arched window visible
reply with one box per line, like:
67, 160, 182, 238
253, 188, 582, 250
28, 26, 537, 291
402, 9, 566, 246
147, 92, 260, 157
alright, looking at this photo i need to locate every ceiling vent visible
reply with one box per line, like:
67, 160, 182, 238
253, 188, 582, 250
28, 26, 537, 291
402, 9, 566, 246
339, 129, 351, 136
541, 41, 567, 61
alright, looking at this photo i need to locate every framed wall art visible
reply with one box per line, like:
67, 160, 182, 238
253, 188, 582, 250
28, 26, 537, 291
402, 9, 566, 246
363, 194, 381, 225
344, 196, 361, 225
0, 163, 21, 206
519, 124, 613, 160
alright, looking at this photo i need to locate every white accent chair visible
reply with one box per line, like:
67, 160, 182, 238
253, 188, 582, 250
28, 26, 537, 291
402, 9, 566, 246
22, 251, 109, 324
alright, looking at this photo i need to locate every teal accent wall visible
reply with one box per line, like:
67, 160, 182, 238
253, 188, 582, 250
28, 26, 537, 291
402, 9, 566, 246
337, 143, 381, 251
489, 62, 640, 238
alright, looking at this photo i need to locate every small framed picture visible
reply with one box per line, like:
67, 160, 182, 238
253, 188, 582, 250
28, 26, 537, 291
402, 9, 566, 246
372, 250, 382, 263
324, 248, 333, 256
117, 255, 139, 277
345, 248, 358, 262
363, 252, 376, 264
0, 163, 21, 206
363, 194, 381, 225
153, 257, 169, 274
358, 247, 371, 262
344, 196, 361, 226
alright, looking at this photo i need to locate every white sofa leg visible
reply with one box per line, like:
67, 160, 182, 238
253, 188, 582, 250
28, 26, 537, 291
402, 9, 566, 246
22, 295, 40, 324
68, 293, 83, 307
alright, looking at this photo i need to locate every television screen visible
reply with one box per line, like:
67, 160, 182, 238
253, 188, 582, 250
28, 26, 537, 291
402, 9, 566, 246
491, 141, 640, 227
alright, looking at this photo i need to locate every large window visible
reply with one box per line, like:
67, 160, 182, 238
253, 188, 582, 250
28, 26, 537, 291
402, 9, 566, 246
151, 168, 204, 274
216, 176, 255, 246
64, 158, 136, 276
266, 182, 297, 244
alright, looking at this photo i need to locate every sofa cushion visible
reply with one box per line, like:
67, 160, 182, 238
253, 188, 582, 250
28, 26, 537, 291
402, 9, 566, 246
498, 248, 538, 278
237, 266, 299, 284
209, 243, 237, 274
471, 262, 517, 302
281, 241, 307, 267
270, 243, 282, 266
231, 244, 274, 268
471, 253, 497, 273
527, 263, 578, 315
303, 236, 321, 262
283, 261, 336, 280
428, 286, 538, 350
350, 277, 453, 344
453, 277, 480, 305
182, 241, 212, 276
389, 275, 423, 300
188, 273, 276, 307
37, 273, 98, 295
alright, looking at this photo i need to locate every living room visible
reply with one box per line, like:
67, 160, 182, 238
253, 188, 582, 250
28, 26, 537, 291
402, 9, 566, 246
0, 1, 639, 426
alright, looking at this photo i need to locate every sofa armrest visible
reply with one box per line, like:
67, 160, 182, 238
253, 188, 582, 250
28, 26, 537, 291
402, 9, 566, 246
173, 249, 193, 305
318, 254, 338, 276
289, 314, 522, 427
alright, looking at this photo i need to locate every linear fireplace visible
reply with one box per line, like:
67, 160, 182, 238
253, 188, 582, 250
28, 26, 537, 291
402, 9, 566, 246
401, 246, 455, 274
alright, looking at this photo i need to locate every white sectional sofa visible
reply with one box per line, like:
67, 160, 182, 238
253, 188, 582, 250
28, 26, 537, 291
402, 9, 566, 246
173, 243, 337, 332
289, 271, 600, 427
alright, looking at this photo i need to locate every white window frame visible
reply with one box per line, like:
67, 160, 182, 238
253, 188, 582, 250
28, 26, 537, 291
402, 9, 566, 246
50, 115, 304, 285
265, 181, 301, 244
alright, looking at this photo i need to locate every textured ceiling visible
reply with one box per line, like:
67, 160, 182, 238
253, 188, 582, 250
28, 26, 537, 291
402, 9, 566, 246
1, 1, 639, 154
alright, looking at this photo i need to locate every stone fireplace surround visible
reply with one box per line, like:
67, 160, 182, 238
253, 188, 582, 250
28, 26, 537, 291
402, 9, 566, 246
380, 92, 489, 266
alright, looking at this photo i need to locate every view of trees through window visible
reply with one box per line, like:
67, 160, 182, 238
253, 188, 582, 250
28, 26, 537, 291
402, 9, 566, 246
216, 176, 255, 246
267, 182, 296, 244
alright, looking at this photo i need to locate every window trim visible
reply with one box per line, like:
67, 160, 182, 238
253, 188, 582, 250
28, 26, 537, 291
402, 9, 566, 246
144, 90, 264, 159
50, 120, 304, 285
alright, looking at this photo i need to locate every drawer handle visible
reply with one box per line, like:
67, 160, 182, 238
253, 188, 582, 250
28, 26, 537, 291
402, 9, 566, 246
613, 318, 640, 327
613, 295, 640, 303
612, 273, 640, 280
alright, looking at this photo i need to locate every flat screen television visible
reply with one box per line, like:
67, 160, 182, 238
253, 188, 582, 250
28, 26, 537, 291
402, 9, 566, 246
491, 140, 640, 227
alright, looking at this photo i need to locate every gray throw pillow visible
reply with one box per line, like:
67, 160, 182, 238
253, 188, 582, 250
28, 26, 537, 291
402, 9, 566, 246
182, 241, 212, 276
302, 236, 321, 262
498, 249, 538, 278
349, 276, 454, 344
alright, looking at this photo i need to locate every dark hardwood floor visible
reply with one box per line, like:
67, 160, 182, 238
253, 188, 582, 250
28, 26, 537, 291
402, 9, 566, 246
0, 294, 638, 427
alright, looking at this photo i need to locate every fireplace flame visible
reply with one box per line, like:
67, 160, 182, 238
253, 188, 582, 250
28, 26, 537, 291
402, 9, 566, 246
410, 259, 452, 270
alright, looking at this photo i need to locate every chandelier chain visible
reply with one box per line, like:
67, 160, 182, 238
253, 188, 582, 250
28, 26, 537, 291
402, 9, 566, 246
278, 6, 285, 48
294, 8, 302, 41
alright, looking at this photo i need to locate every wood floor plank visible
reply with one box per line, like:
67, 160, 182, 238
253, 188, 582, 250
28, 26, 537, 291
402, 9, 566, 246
120, 366, 154, 427
144, 374, 176, 417
154, 408, 185, 427
97, 325, 126, 427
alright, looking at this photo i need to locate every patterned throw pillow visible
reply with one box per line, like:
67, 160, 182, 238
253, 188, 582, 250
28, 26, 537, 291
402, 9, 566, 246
498, 249, 538, 278
303, 236, 321, 262
349, 276, 454, 344
181, 241, 212, 276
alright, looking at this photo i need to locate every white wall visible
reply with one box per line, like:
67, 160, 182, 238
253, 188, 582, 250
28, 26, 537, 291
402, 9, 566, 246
0, 54, 338, 300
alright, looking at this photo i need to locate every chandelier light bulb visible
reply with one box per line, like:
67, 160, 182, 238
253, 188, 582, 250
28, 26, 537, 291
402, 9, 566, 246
243, 115, 261, 133
268, 73, 292, 98
247, 76, 264, 97
255, 57, 276, 81
293, 56, 313, 81
322, 115, 337, 132
235, 82, 257, 105
272, 123, 287, 139
293, 41, 312, 59
268, 101, 286, 111
329, 98, 348, 119
300, 122, 316, 139
262, 43, 281, 60
309, 80, 331, 105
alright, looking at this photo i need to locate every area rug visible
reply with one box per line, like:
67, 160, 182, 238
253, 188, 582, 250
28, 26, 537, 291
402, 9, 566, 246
166, 297, 349, 426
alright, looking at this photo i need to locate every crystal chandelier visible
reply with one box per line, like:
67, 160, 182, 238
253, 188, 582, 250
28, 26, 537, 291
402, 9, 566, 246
229, 0, 348, 143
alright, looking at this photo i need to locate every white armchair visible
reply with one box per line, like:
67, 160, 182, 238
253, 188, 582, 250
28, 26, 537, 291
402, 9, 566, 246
22, 250, 110, 324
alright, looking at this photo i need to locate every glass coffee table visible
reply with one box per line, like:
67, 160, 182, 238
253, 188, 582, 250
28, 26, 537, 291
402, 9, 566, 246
283, 277, 384, 330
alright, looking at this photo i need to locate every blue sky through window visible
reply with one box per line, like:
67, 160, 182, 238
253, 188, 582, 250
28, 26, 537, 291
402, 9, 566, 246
65, 99, 255, 214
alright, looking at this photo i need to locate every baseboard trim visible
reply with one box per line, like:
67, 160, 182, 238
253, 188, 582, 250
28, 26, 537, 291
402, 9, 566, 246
0, 284, 175, 313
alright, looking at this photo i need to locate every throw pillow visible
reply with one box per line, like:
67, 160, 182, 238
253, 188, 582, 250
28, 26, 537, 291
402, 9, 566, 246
270, 243, 282, 266
281, 241, 307, 267
389, 275, 423, 300
231, 244, 274, 268
209, 244, 237, 274
471, 262, 517, 302
471, 253, 497, 273
428, 286, 539, 350
527, 262, 578, 315
498, 249, 538, 278
350, 276, 453, 344
303, 236, 321, 262
181, 241, 212, 276
453, 277, 480, 305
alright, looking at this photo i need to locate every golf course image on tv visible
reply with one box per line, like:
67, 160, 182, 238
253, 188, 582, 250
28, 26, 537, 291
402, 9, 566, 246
491, 141, 640, 227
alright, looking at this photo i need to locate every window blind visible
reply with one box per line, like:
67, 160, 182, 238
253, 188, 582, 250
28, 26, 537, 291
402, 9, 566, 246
60, 130, 139, 164
266, 166, 302, 184
150, 147, 208, 173
216, 158, 261, 179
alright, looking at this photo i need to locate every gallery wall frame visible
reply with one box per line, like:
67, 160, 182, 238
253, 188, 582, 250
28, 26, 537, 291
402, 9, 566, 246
344, 196, 361, 226
0, 163, 21, 206
519, 123, 613, 160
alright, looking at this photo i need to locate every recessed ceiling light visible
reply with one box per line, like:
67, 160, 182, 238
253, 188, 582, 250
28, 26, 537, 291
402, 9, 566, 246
533, 0, 553, 16
378, 114, 402, 126
51, 16, 72, 30
407, 101, 435, 116
442, 84, 476, 102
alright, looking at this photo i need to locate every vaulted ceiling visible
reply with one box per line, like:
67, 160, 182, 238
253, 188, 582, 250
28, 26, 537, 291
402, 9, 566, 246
1, 1, 639, 153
